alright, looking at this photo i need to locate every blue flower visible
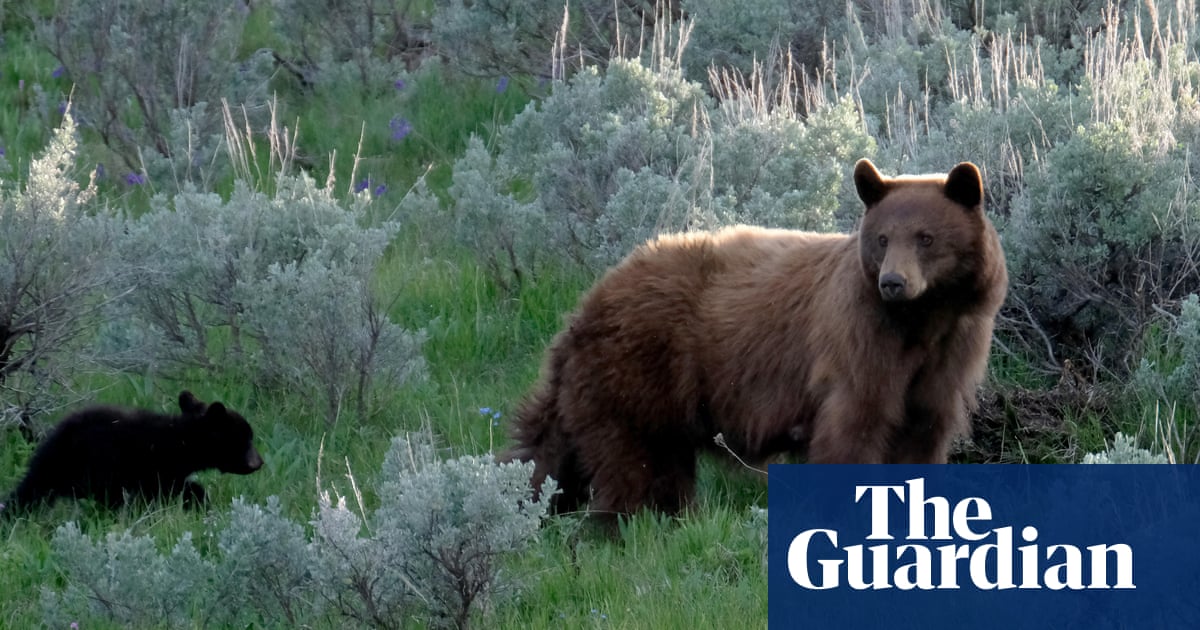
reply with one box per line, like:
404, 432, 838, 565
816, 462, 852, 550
373, 183, 388, 196
479, 407, 502, 425
354, 178, 371, 193
389, 116, 412, 141
0, 147, 6, 158
95, 163, 106, 179
57, 101, 67, 114
394, 78, 406, 91
52, 65, 65, 79
124, 172, 146, 186
496, 76, 509, 94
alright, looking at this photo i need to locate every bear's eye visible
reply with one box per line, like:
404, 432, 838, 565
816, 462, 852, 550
878, 235, 888, 248
918, 234, 933, 247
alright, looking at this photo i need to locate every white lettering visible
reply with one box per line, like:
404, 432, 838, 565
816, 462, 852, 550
787, 529, 841, 589
1045, 545, 1084, 590
784, 478, 1136, 592
952, 497, 992, 541
1087, 544, 1135, 589
906, 478, 952, 540
856, 484, 905, 540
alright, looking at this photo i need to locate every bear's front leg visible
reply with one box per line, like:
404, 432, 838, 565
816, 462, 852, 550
888, 387, 968, 464
180, 479, 208, 508
805, 387, 897, 464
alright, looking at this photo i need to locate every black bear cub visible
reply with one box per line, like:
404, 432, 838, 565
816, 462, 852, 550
3, 391, 263, 512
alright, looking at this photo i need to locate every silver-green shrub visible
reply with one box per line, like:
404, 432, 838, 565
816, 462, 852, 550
1005, 119, 1198, 369
431, 0, 843, 84
680, 0, 802, 80
437, 53, 872, 288
105, 175, 426, 424
373, 436, 554, 629
217, 496, 317, 625
442, 58, 707, 288
1134, 294, 1200, 411
1081, 432, 1169, 464
41, 524, 216, 628
272, 0, 423, 92
431, 0, 654, 78
41, 435, 552, 629
0, 114, 125, 435
37, 0, 269, 187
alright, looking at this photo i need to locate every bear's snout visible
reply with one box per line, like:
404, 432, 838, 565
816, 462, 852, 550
227, 446, 264, 474
879, 272, 908, 301
244, 449, 264, 473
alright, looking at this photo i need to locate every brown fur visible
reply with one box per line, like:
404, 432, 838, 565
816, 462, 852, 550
504, 159, 1008, 517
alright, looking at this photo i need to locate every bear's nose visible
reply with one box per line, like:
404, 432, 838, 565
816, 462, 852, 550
879, 273, 907, 301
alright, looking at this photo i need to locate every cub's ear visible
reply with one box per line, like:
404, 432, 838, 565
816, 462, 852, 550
854, 158, 890, 208
205, 402, 227, 417
945, 161, 984, 210
179, 391, 207, 415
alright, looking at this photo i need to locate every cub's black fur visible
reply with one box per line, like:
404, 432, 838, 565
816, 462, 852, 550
3, 391, 262, 513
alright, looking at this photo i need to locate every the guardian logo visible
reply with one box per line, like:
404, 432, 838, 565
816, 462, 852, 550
787, 478, 1135, 591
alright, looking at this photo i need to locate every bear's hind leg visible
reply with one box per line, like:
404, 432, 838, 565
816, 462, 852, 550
548, 446, 590, 515
586, 433, 697, 518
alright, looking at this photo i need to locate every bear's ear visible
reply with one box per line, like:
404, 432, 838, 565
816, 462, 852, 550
205, 402, 227, 417
854, 158, 890, 208
179, 391, 206, 415
944, 162, 984, 210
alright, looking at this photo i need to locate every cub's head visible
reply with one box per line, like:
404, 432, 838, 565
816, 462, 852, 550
179, 391, 264, 475
853, 158, 988, 303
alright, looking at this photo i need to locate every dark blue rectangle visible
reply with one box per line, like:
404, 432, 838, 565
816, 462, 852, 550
767, 465, 1200, 629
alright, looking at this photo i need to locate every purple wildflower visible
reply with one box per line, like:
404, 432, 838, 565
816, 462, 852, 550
70, 623, 79, 630
95, 163, 106, 180
496, 76, 509, 94
373, 183, 388, 197
57, 101, 67, 114
18, 79, 24, 91
52, 66, 66, 79
354, 178, 371, 193
124, 172, 146, 186
394, 78, 406, 91
389, 116, 412, 141
0, 147, 6, 158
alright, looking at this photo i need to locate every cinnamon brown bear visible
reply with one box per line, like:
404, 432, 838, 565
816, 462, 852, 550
504, 159, 1008, 517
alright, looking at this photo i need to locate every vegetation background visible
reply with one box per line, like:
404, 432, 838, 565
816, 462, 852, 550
0, 0, 1196, 627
